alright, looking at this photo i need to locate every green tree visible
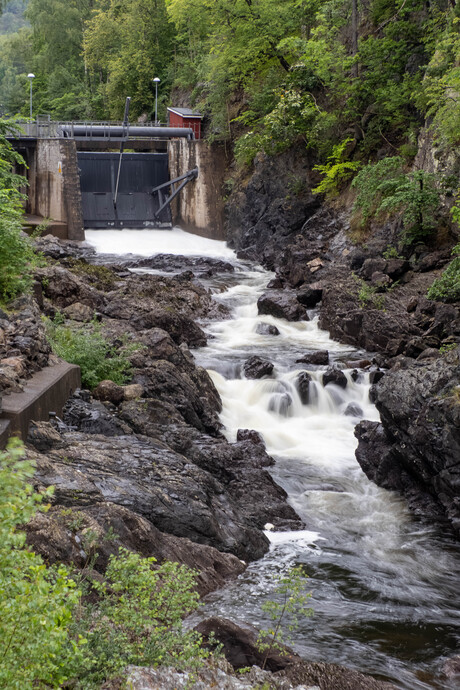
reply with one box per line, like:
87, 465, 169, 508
0, 439, 80, 689
0, 118, 34, 301
83, 0, 175, 119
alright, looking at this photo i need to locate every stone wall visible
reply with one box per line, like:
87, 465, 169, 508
29, 139, 84, 240
168, 139, 228, 240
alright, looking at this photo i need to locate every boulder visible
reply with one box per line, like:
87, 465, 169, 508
257, 291, 308, 322
243, 356, 274, 379
295, 371, 312, 404
194, 617, 301, 672
355, 347, 460, 534
236, 429, 265, 447
296, 350, 329, 366
296, 285, 323, 308
92, 379, 125, 404
322, 365, 347, 389
25, 502, 246, 597
31, 431, 270, 561
255, 322, 280, 336
344, 402, 363, 417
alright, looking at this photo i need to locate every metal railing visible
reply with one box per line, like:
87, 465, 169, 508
8, 118, 195, 139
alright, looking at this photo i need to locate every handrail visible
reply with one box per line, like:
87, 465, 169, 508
7, 119, 196, 139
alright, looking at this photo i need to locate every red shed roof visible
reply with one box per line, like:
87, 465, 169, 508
167, 107, 202, 119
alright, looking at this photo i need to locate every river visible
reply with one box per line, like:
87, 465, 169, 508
86, 228, 460, 690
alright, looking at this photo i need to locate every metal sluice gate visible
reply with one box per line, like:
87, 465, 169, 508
78, 151, 197, 229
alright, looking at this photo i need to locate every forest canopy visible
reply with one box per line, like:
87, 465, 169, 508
0, 0, 459, 164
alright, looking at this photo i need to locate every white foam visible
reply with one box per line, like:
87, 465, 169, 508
85, 227, 236, 260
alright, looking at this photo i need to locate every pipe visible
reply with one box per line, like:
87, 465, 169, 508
58, 124, 194, 139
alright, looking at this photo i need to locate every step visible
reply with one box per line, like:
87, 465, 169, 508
0, 362, 81, 443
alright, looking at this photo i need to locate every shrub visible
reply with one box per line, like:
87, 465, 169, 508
352, 157, 441, 244
312, 138, 361, 198
0, 439, 80, 689
64, 550, 208, 687
0, 119, 34, 302
427, 244, 460, 302
45, 316, 134, 388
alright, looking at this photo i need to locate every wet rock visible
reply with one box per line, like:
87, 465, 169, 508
119, 400, 300, 531
257, 291, 308, 322
255, 322, 280, 336
195, 617, 302, 672
31, 431, 270, 561
355, 347, 460, 534
368, 369, 385, 384
243, 355, 274, 379
236, 429, 265, 447
35, 265, 103, 310
25, 502, 246, 597
322, 365, 347, 389
92, 379, 125, 404
125, 253, 235, 276
295, 371, 312, 404
280, 661, 397, 690
62, 395, 132, 436
296, 350, 329, 366
345, 358, 372, 369
296, 286, 323, 308
344, 402, 363, 417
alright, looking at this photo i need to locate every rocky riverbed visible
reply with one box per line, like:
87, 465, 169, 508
1, 229, 459, 689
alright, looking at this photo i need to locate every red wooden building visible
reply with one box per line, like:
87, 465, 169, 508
167, 107, 203, 140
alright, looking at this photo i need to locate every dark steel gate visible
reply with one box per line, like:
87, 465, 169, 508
78, 151, 171, 228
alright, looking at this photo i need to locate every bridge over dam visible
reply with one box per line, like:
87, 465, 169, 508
8, 118, 228, 241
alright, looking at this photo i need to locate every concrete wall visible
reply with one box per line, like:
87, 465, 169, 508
168, 139, 228, 240
29, 139, 84, 240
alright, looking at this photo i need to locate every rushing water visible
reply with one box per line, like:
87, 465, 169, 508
86, 228, 460, 690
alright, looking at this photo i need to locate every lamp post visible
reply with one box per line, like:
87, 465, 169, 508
153, 77, 160, 125
27, 73, 35, 121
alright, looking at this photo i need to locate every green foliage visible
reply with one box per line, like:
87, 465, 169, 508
352, 157, 441, 244
257, 566, 312, 670
0, 118, 34, 302
65, 549, 207, 687
312, 138, 361, 198
382, 245, 404, 260
45, 316, 134, 388
0, 441, 210, 688
0, 439, 80, 689
427, 244, 460, 303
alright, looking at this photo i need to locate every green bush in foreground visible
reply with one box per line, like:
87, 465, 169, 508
65, 552, 207, 687
427, 244, 460, 302
0, 119, 35, 302
0, 440, 209, 689
45, 316, 134, 388
0, 440, 80, 689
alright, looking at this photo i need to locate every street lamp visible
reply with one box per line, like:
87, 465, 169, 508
153, 77, 160, 125
27, 73, 35, 120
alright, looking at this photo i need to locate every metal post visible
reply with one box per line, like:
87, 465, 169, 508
113, 96, 131, 208
153, 77, 160, 125
27, 73, 35, 128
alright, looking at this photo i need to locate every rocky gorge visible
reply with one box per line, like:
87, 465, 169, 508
0, 212, 459, 689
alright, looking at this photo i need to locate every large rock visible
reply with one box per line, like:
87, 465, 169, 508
243, 355, 274, 379
119, 399, 301, 531
25, 502, 246, 597
258, 291, 308, 322
355, 347, 460, 535
31, 430, 269, 561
